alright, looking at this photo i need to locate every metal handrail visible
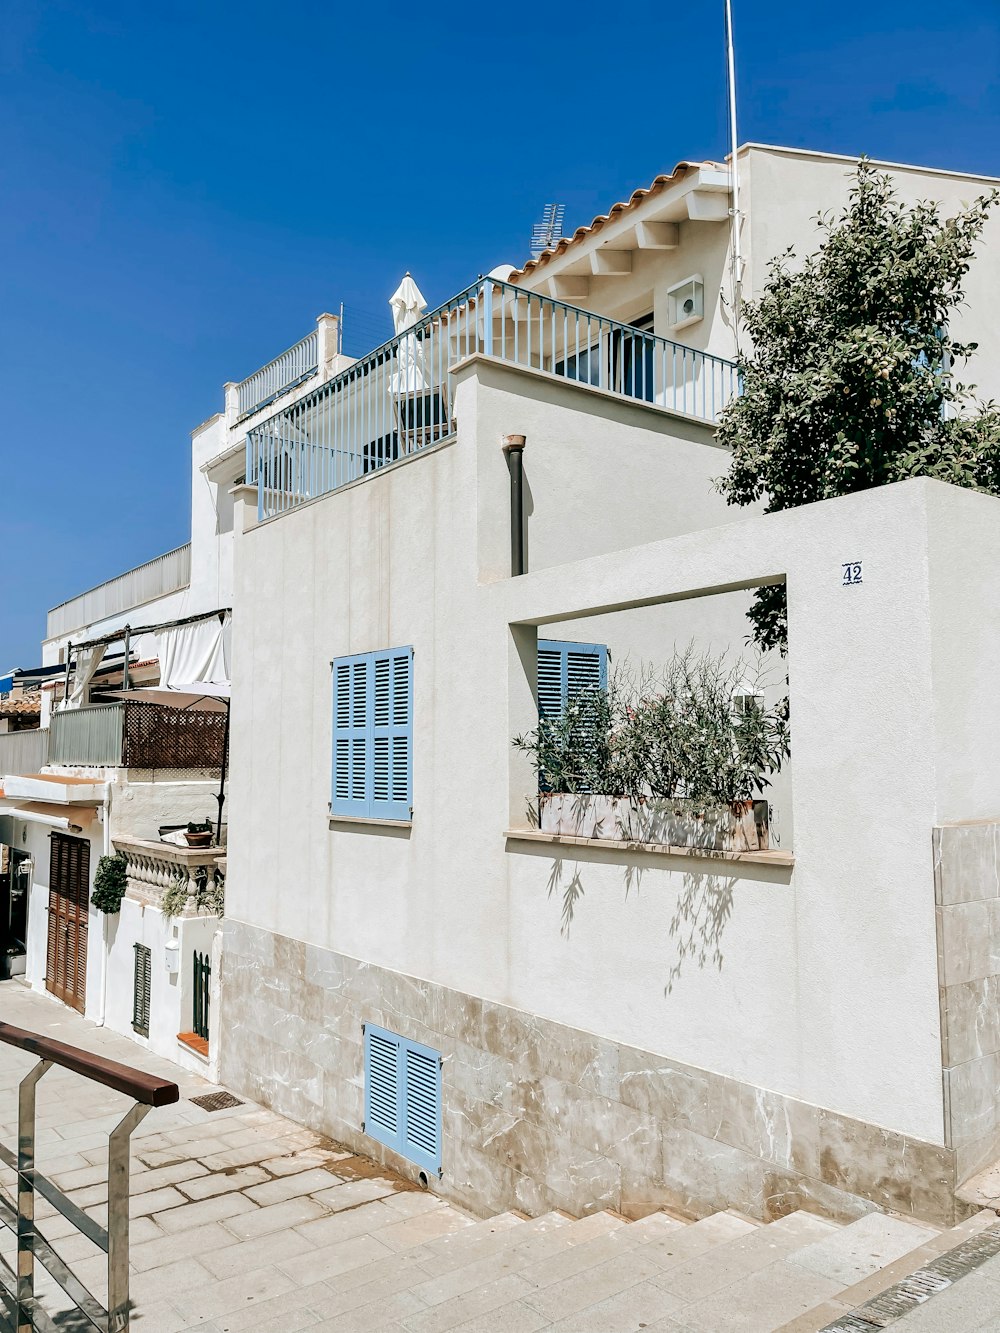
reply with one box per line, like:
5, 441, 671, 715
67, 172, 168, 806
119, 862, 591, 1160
0, 1021, 178, 1332
246, 277, 740, 520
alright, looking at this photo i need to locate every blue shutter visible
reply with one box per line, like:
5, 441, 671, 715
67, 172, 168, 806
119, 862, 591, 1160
537, 639, 609, 792
537, 639, 608, 717
331, 653, 372, 817
364, 1024, 441, 1175
370, 647, 412, 821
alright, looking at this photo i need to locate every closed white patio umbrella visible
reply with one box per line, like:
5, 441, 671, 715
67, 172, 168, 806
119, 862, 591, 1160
389, 273, 428, 394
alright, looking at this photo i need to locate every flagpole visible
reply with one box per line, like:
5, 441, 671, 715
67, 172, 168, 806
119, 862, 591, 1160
725, 0, 743, 349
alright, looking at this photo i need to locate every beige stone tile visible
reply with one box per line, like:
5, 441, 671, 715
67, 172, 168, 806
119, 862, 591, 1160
398, 1274, 534, 1333
375, 1207, 477, 1252
545, 1279, 682, 1331
440, 1303, 550, 1333
200, 1224, 316, 1279
129, 1221, 241, 1272
310, 1176, 398, 1211
296, 1199, 403, 1248
128, 1256, 217, 1307
244, 1167, 338, 1210
790, 1211, 939, 1287
678, 1257, 844, 1331
179, 1164, 270, 1199
277, 1232, 397, 1287
224, 1194, 329, 1239
154, 1189, 257, 1232
934, 823, 1000, 906
525, 1251, 663, 1322
171, 1261, 297, 1321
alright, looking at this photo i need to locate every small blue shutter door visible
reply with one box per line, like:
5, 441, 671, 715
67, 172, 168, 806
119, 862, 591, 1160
364, 1025, 402, 1155
402, 1037, 442, 1175
364, 1024, 441, 1175
371, 647, 412, 821
332, 654, 372, 816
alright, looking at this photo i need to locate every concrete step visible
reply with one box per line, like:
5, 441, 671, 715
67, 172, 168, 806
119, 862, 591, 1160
775, 1207, 1000, 1333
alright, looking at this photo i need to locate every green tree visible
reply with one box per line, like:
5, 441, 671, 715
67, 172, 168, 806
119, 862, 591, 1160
718, 160, 1000, 652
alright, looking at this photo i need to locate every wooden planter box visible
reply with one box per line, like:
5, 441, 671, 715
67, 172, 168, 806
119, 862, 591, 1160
539, 794, 769, 852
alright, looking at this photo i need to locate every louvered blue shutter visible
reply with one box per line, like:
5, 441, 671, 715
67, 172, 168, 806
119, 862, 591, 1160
364, 1024, 441, 1175
537, 639, 608, 792
538, 640, 608, 712
364, 1025, 401, 1152
370, 647, 412, 821
331, 654, 372, 816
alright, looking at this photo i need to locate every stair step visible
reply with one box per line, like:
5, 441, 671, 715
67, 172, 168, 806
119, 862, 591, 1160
774, 1208, 1000, 1333
788, 1210, 940, 1289
415, 1211, 569, 1277
651, 1209, 838, 1303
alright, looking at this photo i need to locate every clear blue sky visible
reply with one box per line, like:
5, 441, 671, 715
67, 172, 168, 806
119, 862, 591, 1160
2, 0, 998, 667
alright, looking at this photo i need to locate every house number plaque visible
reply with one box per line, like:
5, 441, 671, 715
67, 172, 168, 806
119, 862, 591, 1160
842, 560, 863, 586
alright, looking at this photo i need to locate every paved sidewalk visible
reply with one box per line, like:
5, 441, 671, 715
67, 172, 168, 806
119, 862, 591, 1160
0, 981, 475, 1331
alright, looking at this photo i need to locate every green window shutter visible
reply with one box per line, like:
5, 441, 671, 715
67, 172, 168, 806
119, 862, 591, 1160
132, 944, 151, 1037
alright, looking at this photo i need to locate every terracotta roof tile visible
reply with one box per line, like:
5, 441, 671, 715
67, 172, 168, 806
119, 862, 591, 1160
508, 160, 723, 281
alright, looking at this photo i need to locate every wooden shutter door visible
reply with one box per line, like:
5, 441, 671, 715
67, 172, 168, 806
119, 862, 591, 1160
47, 833, 90, 1013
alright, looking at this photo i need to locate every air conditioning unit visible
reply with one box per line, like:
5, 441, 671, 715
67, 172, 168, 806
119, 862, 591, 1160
667, 275, 705, 331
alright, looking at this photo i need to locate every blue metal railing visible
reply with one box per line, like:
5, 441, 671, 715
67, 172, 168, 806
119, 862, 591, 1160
246, 279, 739, 520
237, 329, 319, 419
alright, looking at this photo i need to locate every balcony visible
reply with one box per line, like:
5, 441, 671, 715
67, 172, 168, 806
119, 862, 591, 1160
245, 278, 740, 520
49, 700, 227, 770
47, 544, 191, 640
0, 728, 50, 777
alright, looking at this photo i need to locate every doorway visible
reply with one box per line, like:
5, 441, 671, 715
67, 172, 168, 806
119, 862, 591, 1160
46, 833, 90, 1013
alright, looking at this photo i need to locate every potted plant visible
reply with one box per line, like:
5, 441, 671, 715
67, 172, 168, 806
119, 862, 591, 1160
514, 648, 789, 853
184, 820, 214, 849
91, 851, 128, 914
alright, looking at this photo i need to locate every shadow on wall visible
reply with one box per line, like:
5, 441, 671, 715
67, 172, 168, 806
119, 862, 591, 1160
544, 854, 736, 994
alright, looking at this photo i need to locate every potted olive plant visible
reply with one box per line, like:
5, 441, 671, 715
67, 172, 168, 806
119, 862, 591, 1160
514, 648, 789, 853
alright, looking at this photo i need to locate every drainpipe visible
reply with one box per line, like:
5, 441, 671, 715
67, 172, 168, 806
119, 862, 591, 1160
96, 780, 112, 1026
502, 435, 526, 576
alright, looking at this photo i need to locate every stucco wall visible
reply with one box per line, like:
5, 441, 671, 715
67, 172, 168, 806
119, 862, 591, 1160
223, 355, 1000, 1212
743, 147, 1000, 403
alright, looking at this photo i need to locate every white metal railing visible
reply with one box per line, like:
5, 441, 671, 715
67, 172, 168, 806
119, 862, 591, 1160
0, 729, 49, 777
237, 330, 319, 419
47, 545, 191, 640
246, 278, 740, 520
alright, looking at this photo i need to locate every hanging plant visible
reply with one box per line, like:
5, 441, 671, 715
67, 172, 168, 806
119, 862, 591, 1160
90, 852, 128, 915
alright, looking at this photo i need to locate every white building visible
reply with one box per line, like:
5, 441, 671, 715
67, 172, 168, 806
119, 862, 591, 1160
0, 318, 353, 1075
212, 144, 1000, 1228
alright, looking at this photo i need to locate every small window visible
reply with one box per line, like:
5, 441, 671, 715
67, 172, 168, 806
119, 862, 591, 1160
331, 647, 413, 821
363, 1023, 441, 1175
132, 944, 151, 1037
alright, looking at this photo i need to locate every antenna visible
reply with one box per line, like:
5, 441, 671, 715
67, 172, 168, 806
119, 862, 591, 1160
530, 203, 566, 259
725, 0, 744, 348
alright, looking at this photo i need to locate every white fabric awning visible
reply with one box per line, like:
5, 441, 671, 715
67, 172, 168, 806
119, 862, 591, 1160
158, 615, 230, 691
